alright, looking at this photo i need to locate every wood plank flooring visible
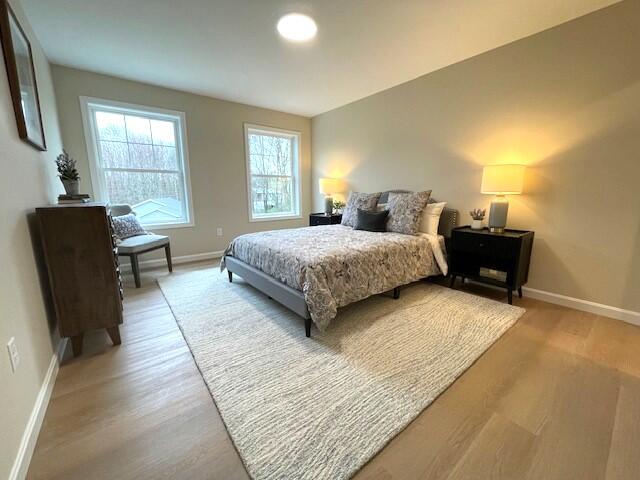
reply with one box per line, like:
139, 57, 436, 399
27, 261, 640, 479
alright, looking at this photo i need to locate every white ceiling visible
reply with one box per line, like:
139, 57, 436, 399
22, 0, 619, 117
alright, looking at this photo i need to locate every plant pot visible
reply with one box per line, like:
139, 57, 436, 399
471, 219, 483, 230
61, 179, 79, 196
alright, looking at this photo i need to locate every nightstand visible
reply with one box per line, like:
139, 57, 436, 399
449, 226, 534, 304
309, 212, 342, 226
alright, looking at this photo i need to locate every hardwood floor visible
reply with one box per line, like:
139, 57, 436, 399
27, 262, 640, 479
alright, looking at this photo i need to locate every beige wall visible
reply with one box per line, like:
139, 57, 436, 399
312, 0, 640, 312
0, 1, 64, 477
51, 66, 311, 263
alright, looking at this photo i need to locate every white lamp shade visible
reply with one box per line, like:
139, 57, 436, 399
481, 164, 525, 195
319, 178, 346, 195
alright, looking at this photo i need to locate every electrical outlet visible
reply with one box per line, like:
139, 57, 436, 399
7, 337, 20, 373
216, 227, 223, 237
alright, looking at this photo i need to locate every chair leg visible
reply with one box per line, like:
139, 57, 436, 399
393, 287, 400, 299
131, 254, 141, 288
228, 270, 233, 283
165, 244, 173, 273
449, 274, 457, 288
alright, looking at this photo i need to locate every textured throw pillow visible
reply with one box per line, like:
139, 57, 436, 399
341, 192, 381, 227
354, 208, 389, 232
386, 191, 432, 235
419, 201, 447, 235
112, 213, 146, 239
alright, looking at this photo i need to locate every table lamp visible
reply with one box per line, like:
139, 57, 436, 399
480, 164, 525, 233
319, 178, 346, 215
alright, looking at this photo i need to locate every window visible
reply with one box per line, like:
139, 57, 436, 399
80, 97, 193, 228
244, 124, 301, 222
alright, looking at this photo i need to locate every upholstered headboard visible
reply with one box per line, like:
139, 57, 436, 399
378, 190, 458, 238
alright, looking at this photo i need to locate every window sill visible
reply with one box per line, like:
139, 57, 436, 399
249, 214, 302, 223
143, 221, 195, 231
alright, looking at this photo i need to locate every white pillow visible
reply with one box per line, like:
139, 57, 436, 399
419, 202, 447, 235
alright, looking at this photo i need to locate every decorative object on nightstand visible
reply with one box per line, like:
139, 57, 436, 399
449, 226, 534, 304
469, 208, 486, 230
481, 164, 525, 233
309, 212, 342, 226
319, 178, 346, 215
332, 200, 346, 214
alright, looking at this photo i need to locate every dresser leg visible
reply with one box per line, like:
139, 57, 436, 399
106, 326, 121, 346
518, 287, 523, 298
71, 334, 84, 357
507, 289, 513, 305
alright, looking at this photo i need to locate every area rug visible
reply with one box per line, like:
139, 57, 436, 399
158, 269, 525, 480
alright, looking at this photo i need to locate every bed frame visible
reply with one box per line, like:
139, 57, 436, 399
225, 192, 458, 338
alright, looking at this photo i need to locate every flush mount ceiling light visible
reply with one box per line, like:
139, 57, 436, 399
277, 13, 317, 42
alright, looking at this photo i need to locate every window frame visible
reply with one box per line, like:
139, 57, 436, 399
244, 123, 302, 223
79, 96, 195, 230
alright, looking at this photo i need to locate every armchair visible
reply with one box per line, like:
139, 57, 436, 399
109, 204, 172, 288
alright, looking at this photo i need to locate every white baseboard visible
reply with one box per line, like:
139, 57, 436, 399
464, 278, 640, 327
120, 250, 225, 274
522, 286, 640, 327
9, 338, 66, 480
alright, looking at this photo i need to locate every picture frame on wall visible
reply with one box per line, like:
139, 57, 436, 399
0, 0, 46, 151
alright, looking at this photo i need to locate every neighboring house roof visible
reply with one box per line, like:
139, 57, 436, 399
133, 198, 182, 224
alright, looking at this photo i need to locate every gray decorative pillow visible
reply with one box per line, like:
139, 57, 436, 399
386, 191, 432, 235
341, 191, 381, 227
112, 213, 146, 239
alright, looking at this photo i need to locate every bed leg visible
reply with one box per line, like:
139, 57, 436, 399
228, 270, 233, 283
305, 318, 311, 338
393, 287, 400, 299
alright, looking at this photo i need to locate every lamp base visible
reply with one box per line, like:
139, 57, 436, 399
488, 195, 509, 233
324, 195, 333, 215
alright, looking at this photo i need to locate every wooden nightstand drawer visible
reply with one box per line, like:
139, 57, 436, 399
452, 231, 519, 260
309, 213, 342, 226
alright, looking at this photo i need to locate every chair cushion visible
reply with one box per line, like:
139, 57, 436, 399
117, 234, 170, 254
112, 213, 146, 239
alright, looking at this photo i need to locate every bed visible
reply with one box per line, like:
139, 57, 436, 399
222, 192, 458, 336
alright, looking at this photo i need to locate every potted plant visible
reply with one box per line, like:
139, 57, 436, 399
55, 150, 80, 195
332, 200, 346, 214
469, 208, 486, 230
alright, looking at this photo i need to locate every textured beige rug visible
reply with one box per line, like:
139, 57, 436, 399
158, 269, 525, 480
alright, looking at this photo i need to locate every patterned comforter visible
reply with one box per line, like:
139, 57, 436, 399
221, 225, 448, 330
